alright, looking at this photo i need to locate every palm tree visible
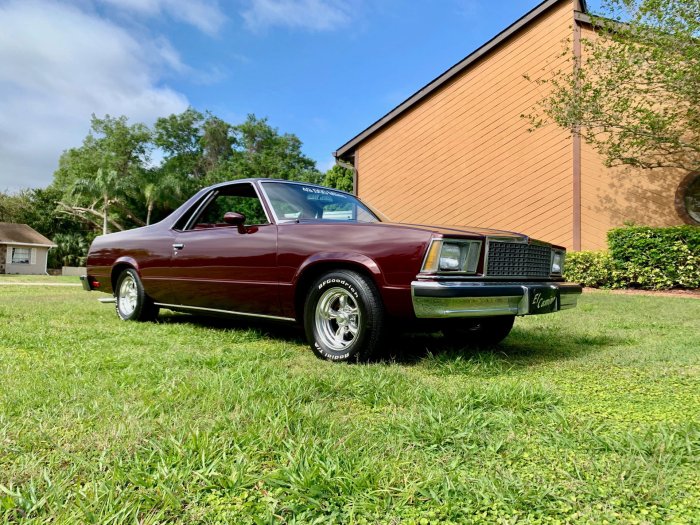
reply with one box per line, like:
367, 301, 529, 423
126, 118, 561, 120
51, 232, 89, 267
70, 168, 129, 234
141, 170, 186, 225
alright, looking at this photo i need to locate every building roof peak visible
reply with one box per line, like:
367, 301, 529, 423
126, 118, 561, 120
335, 0, 587, 161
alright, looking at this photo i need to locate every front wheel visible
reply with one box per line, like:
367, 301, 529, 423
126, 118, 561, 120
304, 270, 385, 362
115, 268, 159, 322
442, 316, 515, 347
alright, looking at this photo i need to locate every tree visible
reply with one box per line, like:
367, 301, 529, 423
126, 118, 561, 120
67, 168, 137, 234
0, 187, 91, 269
206, 115, 321, 185
0, 191, 24, 222
153, 108, 206, 192
50, 232, 90, 267
323, 165, 354, 192
90, 114, 151, 179
201, 115, 234, 174
140, 169, 186, 225
530, 0, 700, 172
56, 115, 151, 231
51, 111, 322, 233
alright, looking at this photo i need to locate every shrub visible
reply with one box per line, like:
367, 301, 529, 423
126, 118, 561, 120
607, 226, 700, 289
564, 251, 615, 287
565, 226, 700, 290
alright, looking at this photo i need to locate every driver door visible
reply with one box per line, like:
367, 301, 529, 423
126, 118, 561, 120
165, 182, 280, 316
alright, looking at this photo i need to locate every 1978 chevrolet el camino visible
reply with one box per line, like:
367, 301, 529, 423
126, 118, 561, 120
81, 178, 582, 361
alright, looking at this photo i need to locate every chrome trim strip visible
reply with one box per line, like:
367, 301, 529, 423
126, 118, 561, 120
256, 180, 281, 224
182, 190, 218, 231
412, 281, 529, 318
413, 293, 525, 318
153, 302, 296, 322
416, 275, 560, 282
411, 281, 582, 319
489, 236, 528, 243
250, 182, 274, 225
483, 238, 492, 276
98, 297, 116, 303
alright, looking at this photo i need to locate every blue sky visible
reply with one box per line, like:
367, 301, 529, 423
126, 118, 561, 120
0, 0, 602, 192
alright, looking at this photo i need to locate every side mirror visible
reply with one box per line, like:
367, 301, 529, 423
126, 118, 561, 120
223, 212, 246, 234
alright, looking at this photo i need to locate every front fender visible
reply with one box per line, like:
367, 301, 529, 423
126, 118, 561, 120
292, 252, 384, 288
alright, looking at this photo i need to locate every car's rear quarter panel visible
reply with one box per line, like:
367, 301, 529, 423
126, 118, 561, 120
87, 225, 174, 298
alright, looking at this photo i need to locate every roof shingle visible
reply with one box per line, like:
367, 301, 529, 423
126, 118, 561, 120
0, 223, 56, 247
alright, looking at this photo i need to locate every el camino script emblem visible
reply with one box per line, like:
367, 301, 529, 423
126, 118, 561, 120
532, 292, 556, 309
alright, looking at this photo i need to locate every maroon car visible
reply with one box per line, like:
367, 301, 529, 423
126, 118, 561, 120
81, 178, 581, 361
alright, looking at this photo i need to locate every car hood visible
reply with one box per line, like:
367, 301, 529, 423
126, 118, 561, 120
382, 222, 530, 241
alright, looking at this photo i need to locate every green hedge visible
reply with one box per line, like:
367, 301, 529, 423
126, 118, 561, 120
563, 251, 615, 288
564, 226, 700, 290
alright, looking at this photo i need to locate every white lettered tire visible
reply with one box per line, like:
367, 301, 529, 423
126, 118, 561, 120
304, 270, 385, 362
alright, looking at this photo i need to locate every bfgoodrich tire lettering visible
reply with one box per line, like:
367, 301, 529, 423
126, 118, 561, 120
115, 268, 159, 322
304, 270, 385, 362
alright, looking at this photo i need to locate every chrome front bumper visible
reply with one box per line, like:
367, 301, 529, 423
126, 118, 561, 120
411, 281, 582, 319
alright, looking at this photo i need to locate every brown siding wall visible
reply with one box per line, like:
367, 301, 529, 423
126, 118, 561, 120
579, 142, 687, 250
356, 1, 577, 248
578, 24, 687, 250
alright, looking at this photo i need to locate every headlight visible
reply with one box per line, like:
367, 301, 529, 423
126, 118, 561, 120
422, 239, 481, 274
551, 249, 565, 275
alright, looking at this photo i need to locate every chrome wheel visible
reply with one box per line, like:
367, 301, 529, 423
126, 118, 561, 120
118, 274, 138, 317
314, 287, 361, 351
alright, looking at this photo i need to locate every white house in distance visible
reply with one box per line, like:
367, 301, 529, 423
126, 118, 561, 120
0, 223, 56, 275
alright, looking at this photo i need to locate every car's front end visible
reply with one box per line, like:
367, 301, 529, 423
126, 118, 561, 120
411, 234, 582, 319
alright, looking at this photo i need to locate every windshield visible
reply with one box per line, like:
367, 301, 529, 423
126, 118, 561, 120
261, 182, 381, 223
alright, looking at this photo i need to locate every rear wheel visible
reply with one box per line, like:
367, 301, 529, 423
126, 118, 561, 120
304, 270, 385, 362
115, 268, 159, 321
442, 316, 515, 347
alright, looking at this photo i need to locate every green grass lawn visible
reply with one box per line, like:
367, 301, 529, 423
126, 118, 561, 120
1, 278, 698, 524
0, 275, 80, 284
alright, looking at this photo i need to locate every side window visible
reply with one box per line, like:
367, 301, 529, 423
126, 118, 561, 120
173, 193, 211, 231
191, 183, 269, 229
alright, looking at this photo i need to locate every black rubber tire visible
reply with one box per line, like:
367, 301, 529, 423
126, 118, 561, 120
442, 316, 515, 347
115, 268, 159, 322
304, 270, 385, 362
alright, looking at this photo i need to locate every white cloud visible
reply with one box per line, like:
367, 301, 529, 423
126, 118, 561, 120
242, 0, 352, 31
97, 0, 227, 35
0, 0, 189, 191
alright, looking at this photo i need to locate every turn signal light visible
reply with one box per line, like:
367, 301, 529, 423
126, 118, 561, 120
422, 241, 442, 273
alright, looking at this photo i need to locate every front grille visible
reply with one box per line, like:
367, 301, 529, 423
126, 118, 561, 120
486, 241, 551, 277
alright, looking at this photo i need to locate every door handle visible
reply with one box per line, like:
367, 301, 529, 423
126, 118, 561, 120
172, 243, 184, 250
